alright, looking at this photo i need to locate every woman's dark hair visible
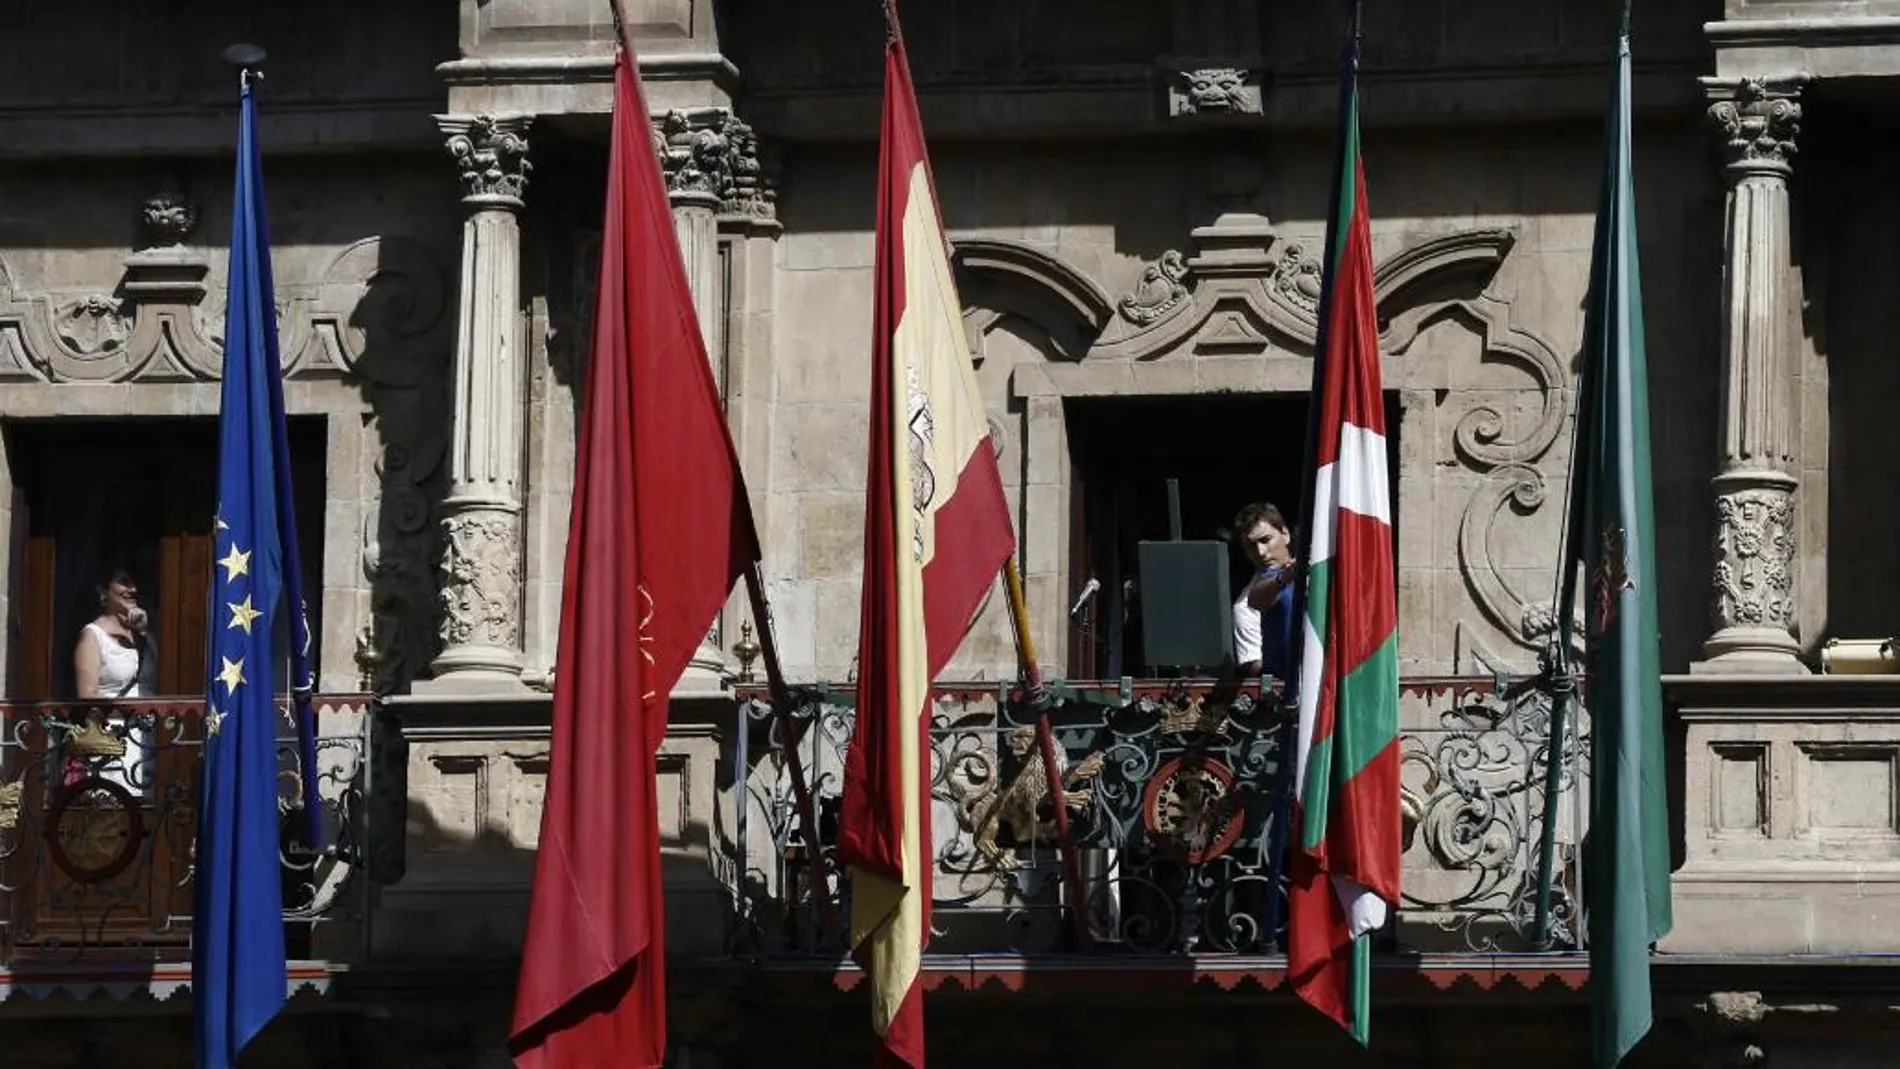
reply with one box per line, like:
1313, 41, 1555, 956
94, 566, 137, 600
1231, 502, 1287, 539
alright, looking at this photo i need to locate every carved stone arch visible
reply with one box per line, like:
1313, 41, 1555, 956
956, 221, 1576, 674
951, 239, 1113, 364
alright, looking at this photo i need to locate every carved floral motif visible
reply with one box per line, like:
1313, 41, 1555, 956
437, 509, 522, 649
139, 191, 200, 248
1708, 78, 1802, 170
655, 108, 774, 218
441, 115, 533, 206
1713, 487, 1796, 632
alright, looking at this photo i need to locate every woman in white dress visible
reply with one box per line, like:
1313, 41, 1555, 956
71, 569, 158, 793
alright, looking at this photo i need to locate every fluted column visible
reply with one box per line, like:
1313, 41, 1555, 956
656, 106, 762, 684
424, 114, 533, 692
1697, 78, 1808, 673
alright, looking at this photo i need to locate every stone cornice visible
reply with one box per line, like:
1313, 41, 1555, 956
1707, 15, 1900, 47
1665, 672, 1900, 713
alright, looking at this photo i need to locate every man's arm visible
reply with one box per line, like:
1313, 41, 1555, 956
1245, 564, 1291, 611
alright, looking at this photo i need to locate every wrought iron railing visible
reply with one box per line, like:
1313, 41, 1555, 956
0, 697, 371, 965
726, 675, 1586, 959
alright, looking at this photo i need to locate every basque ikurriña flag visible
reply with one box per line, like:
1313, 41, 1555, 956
1285, 14, 1403, 1046
835, 11, 1016, 1068
194, 76, 322, 1069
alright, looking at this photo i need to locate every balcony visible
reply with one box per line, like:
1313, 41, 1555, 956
0, 697, 372, 996
725, 674, 1590, 992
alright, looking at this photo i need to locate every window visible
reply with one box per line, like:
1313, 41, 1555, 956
5, 417, 326, 700
1065, 393, 1400, 678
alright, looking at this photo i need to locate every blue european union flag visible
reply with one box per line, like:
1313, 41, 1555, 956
193, 75, 320, 1069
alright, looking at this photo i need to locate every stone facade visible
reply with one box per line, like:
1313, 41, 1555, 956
5, 0, 1900, 1065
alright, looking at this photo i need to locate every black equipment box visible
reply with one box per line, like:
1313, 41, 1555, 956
1137, 539, 1233, 672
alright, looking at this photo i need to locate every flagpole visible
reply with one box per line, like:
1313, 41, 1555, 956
1276, 0, 1365, 958
742, 563, 840, 941
1002, 556, 1092, 947
1532, 0, 1633, 953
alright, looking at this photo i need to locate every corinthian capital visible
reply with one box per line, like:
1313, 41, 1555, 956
1703, 77, 1806, 176
651, 107, 773, 219
436, 114, 534, 209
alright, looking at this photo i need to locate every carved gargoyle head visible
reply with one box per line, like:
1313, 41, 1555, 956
1184, 68, 1248, 112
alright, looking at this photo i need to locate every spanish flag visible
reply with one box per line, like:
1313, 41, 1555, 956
835, 18, 1015, 1069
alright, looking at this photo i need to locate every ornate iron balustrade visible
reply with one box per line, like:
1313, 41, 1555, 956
0, 697, 371, 965
726, 675, 1586, 958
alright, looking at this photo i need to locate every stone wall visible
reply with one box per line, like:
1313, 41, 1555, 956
758, 118, 1721, 681
0, 154, 462, 695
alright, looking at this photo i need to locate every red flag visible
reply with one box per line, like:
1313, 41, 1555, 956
509, 49, 760, 1069
835, 28, 1016, 1069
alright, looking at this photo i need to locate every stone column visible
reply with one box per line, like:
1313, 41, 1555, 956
424, 114, 534, 692
1697, 78, 1808, 674
656, 106, 761, 684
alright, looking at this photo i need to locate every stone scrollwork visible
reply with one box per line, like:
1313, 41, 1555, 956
439, 114, 533, 208
970, 222, 1568, 670
437, 509, 523, 650
1271, 242, 1323, 314
1114, 250, 1191, 327
1713, 486, 1796, 633
1707, 77, 1803, 172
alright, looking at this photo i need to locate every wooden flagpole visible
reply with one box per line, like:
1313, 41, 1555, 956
742, 563, 840, 942
1003, 556, 1094, 947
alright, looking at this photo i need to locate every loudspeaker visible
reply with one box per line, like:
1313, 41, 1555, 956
1136, 539, 1233, 672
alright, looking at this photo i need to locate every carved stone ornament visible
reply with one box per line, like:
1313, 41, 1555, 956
1117, 250, 1191, 326
139, 191, 200, 249
440, 114, 533, 208
962, 224, 1572, 673
437, 509, 523, 650
654, 107, 774, 219
1707, 78, 1803, 173
1712, 487, 1796, 632
1167, 65, 1264, 117
53, 295, 130, 357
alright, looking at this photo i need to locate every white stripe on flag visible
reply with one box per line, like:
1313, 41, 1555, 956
1305, 423, 1391, 569
1293, 421, 1390, 798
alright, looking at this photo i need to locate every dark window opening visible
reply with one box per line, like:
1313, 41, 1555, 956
5, 417, 327, 700
1065, 392, 1401, 679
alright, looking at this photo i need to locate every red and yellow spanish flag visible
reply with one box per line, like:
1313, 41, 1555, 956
835, 22, 1015, 1069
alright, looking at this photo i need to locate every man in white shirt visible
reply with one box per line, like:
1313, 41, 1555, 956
1232, 501, 1297, 679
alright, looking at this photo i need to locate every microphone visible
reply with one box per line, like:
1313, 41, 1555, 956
1068, 578, 1101, 619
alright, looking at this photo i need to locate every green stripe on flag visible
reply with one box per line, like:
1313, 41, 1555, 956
1301, 735, 1334, 850
1333, 631, 1398, 782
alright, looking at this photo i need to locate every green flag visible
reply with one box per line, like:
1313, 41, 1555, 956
1557, 15, 1674, 1068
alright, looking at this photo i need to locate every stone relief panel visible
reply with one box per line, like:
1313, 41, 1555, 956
0, 225, 454, 695
955, 222, 1574, 676
438, 510, 524, 651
